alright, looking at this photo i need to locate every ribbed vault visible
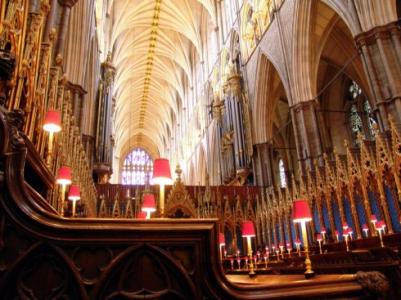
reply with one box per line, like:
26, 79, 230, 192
108, 0, 214, 158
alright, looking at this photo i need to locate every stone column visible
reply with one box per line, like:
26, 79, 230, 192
254, 142, 275, 187
355, 22, 401, 130
54, 0, 78, 65
290, 100, 323, 173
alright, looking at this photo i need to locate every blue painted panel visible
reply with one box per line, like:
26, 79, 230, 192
331, 197, 342, 240
224, 227, 233, 254
343, 197, 356, 234
355, 195, 367, 227
276, 223, 281, 243
313, 202, 321, 233
322, 200, 330, 232
385, 186, 401, 232
236, 225, 244, 255
291, 220, 297, 248
369, 191, 381, 219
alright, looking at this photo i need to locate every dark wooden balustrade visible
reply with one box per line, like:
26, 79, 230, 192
0, 108, 387, 299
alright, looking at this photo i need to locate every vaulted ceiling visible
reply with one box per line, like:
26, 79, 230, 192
107, 0, 215, 159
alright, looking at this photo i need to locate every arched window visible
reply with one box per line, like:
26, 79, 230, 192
347, 81, 377, 146
121, 148, 153, 185
279, 159, 287, 188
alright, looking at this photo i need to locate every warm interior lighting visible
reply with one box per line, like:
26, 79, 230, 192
142, 194, 156, 219
292, 199, 314, 278
56, 166, 72, 186
151, 158, 173, 185
152, 158, 172, 217
43, 110, 62, 133
316, 233, 323, 254
242, 220, 256, 277
292, 199, 312, 223
362, 224, 369, 237
56, 166, 72, 217
219, 232, 225, 246
68, 185, 81, 201
68, 185, 80, 217
242, 220, 255, 237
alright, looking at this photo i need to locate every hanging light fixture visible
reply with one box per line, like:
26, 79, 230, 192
68, 185, 81, 217
151, 158, 172, 217
293, 199, 314, 278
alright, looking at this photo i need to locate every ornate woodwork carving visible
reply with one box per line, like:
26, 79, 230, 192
0, 107, 369, 299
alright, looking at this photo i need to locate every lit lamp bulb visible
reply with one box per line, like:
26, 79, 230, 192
375, 220, 386, 248
320, 227, 326, 243
219, 232, 225, 261
371, 214, 378, 236
56, 166, 72, 216
67, 185, 80, 217
362, 224, 369, 238
141, 194, 156, 219
348, 228, 354, 240
295, 238, 301, 256
43, 110, 61, 166
151, 158, 172, 218
242, 220, 256, 277
293, 199, 314, 278
343, 228, 350, 252
279, 243, 284, 259
316, 233, 323, 254
335, 230, 339, 242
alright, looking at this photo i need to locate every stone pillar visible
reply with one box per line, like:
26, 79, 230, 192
43, 0, 59, 42
54, 0, 78, 65
355, 22, 401, 130
254, 142, 275, 187
290, 100, 323, 173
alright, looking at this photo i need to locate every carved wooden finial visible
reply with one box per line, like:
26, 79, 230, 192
175, 164, 182, 182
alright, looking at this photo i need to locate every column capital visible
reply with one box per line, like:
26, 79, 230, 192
58, 0, 78, 8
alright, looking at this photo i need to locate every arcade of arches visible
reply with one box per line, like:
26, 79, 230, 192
1, 0, 401, 298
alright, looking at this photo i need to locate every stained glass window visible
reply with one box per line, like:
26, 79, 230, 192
347, 81, 377, 145
279, 159, 287, 188
121, 148, 153, 185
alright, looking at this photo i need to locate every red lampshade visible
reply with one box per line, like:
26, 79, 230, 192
342, 223, 349, 230
286, 243, 291, 248
219, 233, 225, 246
279, 243, 284, 248
141, 194, 156, 213
362, 224, 369, 230
242, 220, 255, 237
376, 220, 386, 230
151, 158, 173, 185
321, 227, 326, 234
316, 233, 322, 241
43, 110, 62, 133
56, 166, 72, 185
292, 199, 312, 223
295, 238, 301, 245
371, 214, 377, 222
68, 185, 80, 201
136, 211, 147, 219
